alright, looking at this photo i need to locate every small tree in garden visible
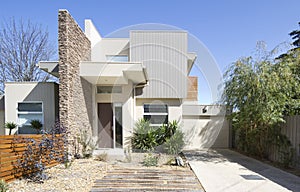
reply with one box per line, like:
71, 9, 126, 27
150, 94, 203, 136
5, 122, 17, 135
30, 119, 43, 133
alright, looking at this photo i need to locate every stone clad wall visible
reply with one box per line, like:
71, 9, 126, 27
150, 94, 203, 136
58, 10, 93, 150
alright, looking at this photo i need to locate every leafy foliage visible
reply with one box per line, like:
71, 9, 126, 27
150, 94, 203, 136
13, 121, 67, 183
4, 121, 17, 135
0, 179, 8, 192
289, 22, 300, 48
222, 41, 299, 159
131, 119, 184, 154
131, 119, 157, 152
142, 153, 159, 167
164, 130, 185, 155
76, 130, 98, 158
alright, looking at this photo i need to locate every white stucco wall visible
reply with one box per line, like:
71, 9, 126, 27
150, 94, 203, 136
182, 116, 229, 149
4, 82, 59, 135
91, 39, 129, 61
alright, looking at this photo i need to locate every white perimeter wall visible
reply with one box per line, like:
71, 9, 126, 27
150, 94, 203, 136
182, 116, 230, 149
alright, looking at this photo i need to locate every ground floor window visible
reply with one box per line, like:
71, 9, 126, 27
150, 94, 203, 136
17, 102, 43, 134
143, 104, 168, 126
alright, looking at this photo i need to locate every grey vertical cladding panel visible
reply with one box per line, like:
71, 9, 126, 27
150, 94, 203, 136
130, 31, 188, 98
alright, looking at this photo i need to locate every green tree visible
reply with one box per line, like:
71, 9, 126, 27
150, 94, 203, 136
222, 42, 300, 158
289, 22, 300, 48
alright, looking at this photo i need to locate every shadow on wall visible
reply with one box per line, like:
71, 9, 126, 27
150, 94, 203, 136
20, 83, 59, 133
183, 105, 229, 150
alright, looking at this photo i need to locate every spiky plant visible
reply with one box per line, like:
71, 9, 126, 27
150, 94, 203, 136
5, 122, 17, 135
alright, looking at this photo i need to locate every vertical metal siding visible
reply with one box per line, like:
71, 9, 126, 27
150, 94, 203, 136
130, 31, 188, 98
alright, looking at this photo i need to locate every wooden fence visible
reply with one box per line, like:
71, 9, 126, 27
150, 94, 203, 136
0, 134, 65, 182
268, 115, 300, 168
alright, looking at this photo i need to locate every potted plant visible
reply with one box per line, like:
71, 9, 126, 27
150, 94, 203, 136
5, 122, 17, 135
30, 119, 43, 133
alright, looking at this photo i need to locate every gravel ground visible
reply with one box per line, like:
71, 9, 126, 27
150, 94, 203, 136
7, 153, 184, 192
8, 159, 109, 192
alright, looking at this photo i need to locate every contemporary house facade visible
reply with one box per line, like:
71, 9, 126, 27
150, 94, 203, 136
2, 10, 229, 151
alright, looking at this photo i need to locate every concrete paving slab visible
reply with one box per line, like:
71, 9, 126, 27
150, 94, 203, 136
184, 149, 300, 192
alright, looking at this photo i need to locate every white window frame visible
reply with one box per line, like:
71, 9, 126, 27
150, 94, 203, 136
143, 104, 168, 126
17, 101, 44, 132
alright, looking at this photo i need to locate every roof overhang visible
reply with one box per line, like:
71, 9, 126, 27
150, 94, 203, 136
80, 61, 148, 85
38, 61, 59, 77
187, 52, 197, 74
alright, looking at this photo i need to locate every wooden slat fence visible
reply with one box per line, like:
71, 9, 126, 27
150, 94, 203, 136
268, 115, 300, 168
0, 134, 65, 182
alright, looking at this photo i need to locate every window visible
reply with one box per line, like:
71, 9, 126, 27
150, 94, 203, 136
106, 55, 128, 62
97, 86, 122, 94
143, 104, 168, 126
17, 102, 43, 134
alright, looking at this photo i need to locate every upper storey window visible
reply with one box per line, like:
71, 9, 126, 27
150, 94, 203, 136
106, 55, 128, 62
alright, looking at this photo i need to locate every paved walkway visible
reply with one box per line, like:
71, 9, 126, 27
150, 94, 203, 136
184, 149, 300, 192
91, 165, 204, 191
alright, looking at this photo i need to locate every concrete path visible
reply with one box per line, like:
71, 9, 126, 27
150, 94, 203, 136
184, 149, 300, 192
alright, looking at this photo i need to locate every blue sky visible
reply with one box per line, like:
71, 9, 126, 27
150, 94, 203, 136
1, 0, 299, 103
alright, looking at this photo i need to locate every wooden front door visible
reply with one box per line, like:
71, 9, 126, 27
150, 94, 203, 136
98, 103, 113, 148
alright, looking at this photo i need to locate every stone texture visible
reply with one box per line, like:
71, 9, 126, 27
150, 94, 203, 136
58, 10, 92, 155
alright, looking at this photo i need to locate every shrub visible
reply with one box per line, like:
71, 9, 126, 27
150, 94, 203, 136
131, 119, 184, 153
77, 130, 98, 158
142, 153, 159, 167
13, 122, 67, 183
0, 179, 8, 192
5, 122, 17, 135
131, 119, 158, 152
164, 130, 185, 155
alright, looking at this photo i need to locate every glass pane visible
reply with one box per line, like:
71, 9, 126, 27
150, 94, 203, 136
18, 125, 40, 134
144, 104, 168, 113
18, 103, 42, 112
115, 106, 122, 148
106, 55, 128, 62
144, 115, 168, 125
97, 86, 122, 94
18, 114, 43, 126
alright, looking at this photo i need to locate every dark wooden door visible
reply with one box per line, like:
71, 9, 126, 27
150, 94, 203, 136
98, 103, 113, 148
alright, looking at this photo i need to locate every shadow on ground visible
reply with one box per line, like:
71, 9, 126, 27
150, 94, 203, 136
184, 149, 300, 192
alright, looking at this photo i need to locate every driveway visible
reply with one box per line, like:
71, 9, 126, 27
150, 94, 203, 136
184, 149, 300, 192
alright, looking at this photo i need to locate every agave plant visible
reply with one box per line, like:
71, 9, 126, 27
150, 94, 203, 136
5, 122, 17, 135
